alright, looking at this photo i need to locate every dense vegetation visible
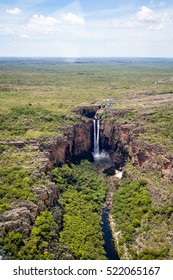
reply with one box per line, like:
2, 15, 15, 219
112, 160, 173, 260
0, 160, 107, 260
0, 163, 36, 213
2, 211, 56, 259
52, 161, 107, 260
112, 178, 150, 244
1, 210, 72, 260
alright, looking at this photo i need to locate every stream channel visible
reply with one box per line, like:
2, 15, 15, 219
93, 118, 120, 260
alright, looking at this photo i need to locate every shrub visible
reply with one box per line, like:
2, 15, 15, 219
139, 247, 169, 260
3, 232, 24, 259
0, 203, 10, 213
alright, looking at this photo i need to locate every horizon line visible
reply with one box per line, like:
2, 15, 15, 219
0, 56, 173, 59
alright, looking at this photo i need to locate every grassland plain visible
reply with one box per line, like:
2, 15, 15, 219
0, 57, 173, 259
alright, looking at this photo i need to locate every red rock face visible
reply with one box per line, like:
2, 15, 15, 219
100, 119, 173, 182
72, 122, 93, 155
45, 119, 93, 166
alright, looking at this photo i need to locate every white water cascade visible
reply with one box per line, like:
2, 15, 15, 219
93, 118, 111, 163
93, 119, 100, 154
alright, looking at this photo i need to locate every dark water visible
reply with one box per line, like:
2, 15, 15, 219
101, 208, 120, 260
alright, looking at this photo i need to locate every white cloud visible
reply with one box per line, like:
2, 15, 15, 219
136, 5, 172, 30
6, 7, 21, 16
29, 14, 59, 26
137, 6, 158, 23
24, 14, 60, 34
62, 12, 85, 25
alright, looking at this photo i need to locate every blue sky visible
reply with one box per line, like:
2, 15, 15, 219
0, 0, 173, 57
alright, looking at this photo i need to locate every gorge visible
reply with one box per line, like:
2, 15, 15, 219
0, 105, 173, 260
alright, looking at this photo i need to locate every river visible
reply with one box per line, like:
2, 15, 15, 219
101, 202, 120, 260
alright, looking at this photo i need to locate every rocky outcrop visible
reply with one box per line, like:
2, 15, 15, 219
0, 139, 38, 148
0, 140, 26, 148
34, 182, 58, 209
42, 119, 93, 167
0, 201, 38, 236
0, 182, 59, 239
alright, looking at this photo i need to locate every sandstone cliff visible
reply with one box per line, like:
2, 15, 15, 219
41, 119, 93, 168
100, 118, 173, 182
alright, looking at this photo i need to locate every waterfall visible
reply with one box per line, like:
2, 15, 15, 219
93, 118, 111, 164
93, 119, 100, 154
96, 119, 100, 153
